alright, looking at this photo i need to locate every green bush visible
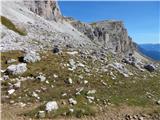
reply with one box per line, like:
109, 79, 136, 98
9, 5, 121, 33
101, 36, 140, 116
0, 16, 27, 36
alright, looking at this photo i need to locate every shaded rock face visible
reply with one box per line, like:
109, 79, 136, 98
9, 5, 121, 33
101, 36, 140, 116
24, 0, 62, 21
65, 17, 137, 54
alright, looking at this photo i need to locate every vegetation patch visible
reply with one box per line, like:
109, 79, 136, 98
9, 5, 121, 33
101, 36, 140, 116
0, 16, 27, 36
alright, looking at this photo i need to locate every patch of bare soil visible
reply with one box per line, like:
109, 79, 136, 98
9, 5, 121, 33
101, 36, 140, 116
2, 103, 160, 120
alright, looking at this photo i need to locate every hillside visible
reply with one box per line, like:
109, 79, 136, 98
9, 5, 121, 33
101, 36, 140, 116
1, 0, 160, 120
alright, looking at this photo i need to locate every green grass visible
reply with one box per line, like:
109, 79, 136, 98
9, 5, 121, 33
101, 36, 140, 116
0, 16, 27, 36
1, 50, 160, 118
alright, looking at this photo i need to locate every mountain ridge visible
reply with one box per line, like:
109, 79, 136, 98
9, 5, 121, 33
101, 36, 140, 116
138, 43, 160, 61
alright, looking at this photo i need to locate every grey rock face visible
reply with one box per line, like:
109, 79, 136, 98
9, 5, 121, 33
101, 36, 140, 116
65, 17, 137, 55
23, 51, 41, 63
6, 63, 27, 75
24, 0, 62, 21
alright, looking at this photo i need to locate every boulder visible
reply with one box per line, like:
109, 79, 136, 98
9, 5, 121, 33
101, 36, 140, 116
36, 75, 46, 82
157, 100, 160, 105
86, 96, 95, 103
23, 51, 41, 63
66, 51, 78, 55
87, 90, 96, 94
53, 47, 60, 53
69, 108, 74, 113
144, 64, 155, 72
2, 75, 9, 80
8, 89, 15, 95
6, 63, 27, 75
68, 98, 77, 105
65, 78, 73, 84
37, 111, 45, 118
45, 101, 58, 112
69, 59, 76, 70
14, 81, 21, 89
32, 92, 40, 99
84, 80, 88, 84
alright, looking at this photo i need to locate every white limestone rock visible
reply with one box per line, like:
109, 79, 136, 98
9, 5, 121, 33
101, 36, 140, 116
23, 51, 41, 63
87, 90, 96, 94
38, 111, 45, 118
14, 81, 21, 88
68, 98, 77, 105
36, 75, 46, 82
66, 51, 78, 55
45, 101, 59, 112
6, 63, 27, 75
7, 59, 17, 64
8, 89, 15, 95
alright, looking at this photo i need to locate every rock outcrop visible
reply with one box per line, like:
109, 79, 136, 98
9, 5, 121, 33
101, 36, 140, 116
65, 17, 137, 54
24, 0, 62, 21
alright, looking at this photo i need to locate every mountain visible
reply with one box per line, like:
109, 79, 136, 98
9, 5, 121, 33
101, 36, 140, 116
0, 0, 95, 52
139, 44, 160, 61
1, 0, 144, 60
65, 17, 137, 54
24, 0, 62, 21
1, 1, 160, 120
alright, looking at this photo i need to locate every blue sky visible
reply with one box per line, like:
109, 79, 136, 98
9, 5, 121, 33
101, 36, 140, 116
58, 1, 160, 44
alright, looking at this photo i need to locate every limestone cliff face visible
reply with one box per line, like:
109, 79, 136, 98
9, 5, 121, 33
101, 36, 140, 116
65, 17, 137, 54
24, 0, 62, 21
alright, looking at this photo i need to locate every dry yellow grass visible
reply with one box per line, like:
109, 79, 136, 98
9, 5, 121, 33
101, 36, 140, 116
2, 103, 160, 120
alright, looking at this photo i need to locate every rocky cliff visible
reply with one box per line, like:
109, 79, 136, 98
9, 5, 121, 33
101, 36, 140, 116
23, 0, 137, 55
65, 17, 137, 54
1, 0, 147, 61
23, 0, 62, 21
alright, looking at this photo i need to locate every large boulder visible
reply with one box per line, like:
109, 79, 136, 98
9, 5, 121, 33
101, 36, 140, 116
23, 51, 41, 63
144, 64, 155, 72
45, 101, 58, 112
6, 63, 27, 75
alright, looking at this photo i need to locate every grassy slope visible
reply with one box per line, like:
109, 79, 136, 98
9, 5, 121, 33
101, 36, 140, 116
0, 16, 27, 36
1, 50, 160, 118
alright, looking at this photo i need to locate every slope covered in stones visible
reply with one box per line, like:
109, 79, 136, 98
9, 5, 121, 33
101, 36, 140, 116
0, 1, 96, 52
1, 50, 160, 119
